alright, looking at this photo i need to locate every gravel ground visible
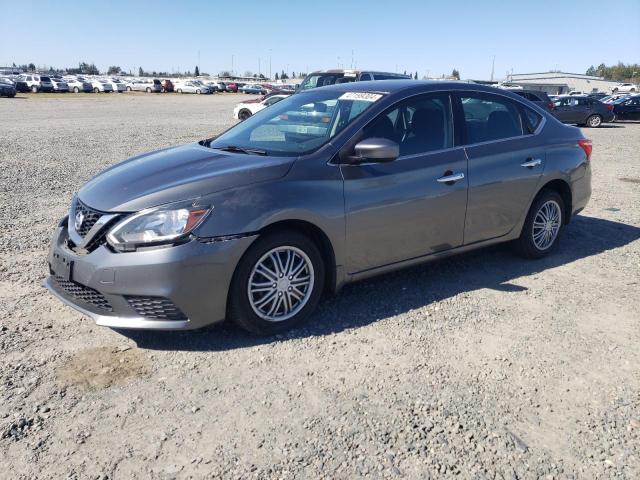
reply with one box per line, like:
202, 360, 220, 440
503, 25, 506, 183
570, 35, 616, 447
0, 93, 639, 480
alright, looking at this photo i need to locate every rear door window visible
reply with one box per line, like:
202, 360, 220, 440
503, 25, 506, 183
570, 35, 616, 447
460, 94, 524, 144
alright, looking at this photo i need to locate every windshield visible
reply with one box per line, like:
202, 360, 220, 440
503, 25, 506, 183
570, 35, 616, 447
41, 77, 51, 82
299, 73, 354, 91
209, 89, 385, 156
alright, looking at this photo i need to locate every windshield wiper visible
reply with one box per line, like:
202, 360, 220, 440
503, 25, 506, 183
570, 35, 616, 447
216, 145, 267, 156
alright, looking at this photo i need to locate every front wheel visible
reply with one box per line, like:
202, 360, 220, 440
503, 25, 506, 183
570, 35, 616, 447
127, 86, 132, 91
177, 89, 182, 94
514, 190, 564, 259
228, 231, 325, 335
239, 109, 251, 121
586, 114, 602, 127
93, 87, 99, 93
196, 89, 201, 94
146, 87, 151, 93
73, 86, 79, 93
31, 85, 38, 93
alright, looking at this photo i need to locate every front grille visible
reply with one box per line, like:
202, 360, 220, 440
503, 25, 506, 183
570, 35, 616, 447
74, 200, 104, 237
125, 296, 187, 321
53, 275, 113, 312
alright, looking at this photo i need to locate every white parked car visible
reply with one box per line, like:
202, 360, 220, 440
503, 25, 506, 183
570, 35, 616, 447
90, 79, 114, 93
64, 76, 93, 93
50, 78, 69, 92
126, 78, 162, 92
233, 94, 289, 120
610, 83, 637, 93
567, 90, 588, 96
174, 81, 209, 94
19, 74, 54, 93
107, 78, 127, 92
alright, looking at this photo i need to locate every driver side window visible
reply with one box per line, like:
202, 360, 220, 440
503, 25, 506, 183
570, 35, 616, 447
362, 94, 453, 157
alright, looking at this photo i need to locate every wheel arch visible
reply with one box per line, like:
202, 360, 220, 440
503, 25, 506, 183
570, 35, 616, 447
256, 219, 337, 296
534, 178, 573, 225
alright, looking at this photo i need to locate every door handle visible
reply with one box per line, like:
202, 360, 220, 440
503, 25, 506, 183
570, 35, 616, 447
521, 158, 542, 168
437, 172, 465, 184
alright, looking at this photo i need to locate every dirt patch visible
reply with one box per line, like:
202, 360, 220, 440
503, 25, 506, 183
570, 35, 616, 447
56, 346, 149, 391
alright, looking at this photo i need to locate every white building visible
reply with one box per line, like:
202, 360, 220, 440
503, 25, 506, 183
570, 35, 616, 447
506, 72, 619, 94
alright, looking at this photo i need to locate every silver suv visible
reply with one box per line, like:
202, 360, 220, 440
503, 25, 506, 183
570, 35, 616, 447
126, 78, 162, 93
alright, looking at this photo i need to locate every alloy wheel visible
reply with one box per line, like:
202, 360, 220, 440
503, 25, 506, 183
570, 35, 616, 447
588, 115, 602, 127
247, 246, 314, 322
532, 200, 562, 250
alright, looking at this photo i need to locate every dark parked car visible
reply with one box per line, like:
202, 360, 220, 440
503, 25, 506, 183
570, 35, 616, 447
512, 90, 555, 112
11, 78, 29, 93
44, 81, 592, 334
298, 69, 411, 92
612, 95, 640, 120
161, 79, 174, 92
0, 79, 16, 97
552, 95, 614, 127
587, 92, 609, 101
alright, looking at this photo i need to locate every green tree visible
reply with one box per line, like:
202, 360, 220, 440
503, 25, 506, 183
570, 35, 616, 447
275, 72, 279, 80
194, 65, 200, 77
451, 68, 460, 80
138, 66, 145, 77
414, 71, 418, 80
107, 66, 121, 75
28, 63, 36, 72
585, 65, 596, 76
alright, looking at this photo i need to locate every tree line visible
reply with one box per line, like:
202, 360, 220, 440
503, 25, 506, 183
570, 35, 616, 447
585, 62, 639, 82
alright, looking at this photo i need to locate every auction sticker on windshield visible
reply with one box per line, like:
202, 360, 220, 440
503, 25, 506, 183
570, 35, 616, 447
339, 92, 384, 102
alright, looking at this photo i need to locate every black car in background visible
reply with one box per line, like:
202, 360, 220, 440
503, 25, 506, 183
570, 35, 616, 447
0, 79, 16, 97
612, 95, 640, 120
552, 95, 614, 127
512, 90, 555, 112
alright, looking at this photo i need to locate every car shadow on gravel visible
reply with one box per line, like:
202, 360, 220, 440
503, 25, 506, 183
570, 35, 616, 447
121, 215, 640, 352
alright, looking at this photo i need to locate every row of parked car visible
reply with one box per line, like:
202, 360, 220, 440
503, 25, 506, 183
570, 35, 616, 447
0, 72, 299, 97
507, 89, 640, 127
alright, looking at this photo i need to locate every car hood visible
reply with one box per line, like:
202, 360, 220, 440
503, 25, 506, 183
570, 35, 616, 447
78, 143, 294, 212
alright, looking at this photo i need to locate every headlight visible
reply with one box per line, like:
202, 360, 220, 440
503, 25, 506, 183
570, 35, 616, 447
107, 205, 210, 252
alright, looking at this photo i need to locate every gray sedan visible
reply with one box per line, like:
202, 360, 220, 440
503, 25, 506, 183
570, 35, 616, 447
45, 81, 592, 334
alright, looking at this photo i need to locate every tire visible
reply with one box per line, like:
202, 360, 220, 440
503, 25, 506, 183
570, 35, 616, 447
586, 114, 602, 127
228, 230, 325, 335
239, 109, 251, 120
177, 89, 182, 94
31, 85, 38, 93
93, 87, 99, 93
73, 87, 79, 93
513, 190, 565, 259
612, 88, 618, 93
127, 86, 132, 92
196, 89, 201, 94
146, 87, 151, 93
631, 88, 636, 92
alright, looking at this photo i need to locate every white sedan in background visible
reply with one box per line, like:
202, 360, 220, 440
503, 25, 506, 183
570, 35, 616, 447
50, 78, 69, 92
108, 78, 127, 92
90, 79, 114, 93
174, 81, 209, 94
64, 77, 92, 93
233, 94, 289, 120
611, 83, 637, 93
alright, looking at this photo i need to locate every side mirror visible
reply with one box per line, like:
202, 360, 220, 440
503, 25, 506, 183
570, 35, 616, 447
348, 137, 400, 164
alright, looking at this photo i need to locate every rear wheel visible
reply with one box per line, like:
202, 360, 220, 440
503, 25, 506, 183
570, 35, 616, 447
31, 85, 38, 93
228, 231, 325, 335
514, 190, 564, 259
127, 86, 132, 91
73, 86, 79, 93
93, 87, 99, 93
239, 109, 252, 120
586, 114, 602, 127
177, 89, 182, 94
146, 87, 151, 93
196, 89, 201, 94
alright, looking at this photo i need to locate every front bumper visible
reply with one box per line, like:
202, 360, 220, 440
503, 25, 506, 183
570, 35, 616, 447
44, 223, 256, 330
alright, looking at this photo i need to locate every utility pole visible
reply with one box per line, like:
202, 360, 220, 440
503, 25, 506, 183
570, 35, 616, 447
197, 50, 200, 73
351, 49, 354, 69
231, 54, 234, 76
269, 49, 272, 80
258, 57, 261, 76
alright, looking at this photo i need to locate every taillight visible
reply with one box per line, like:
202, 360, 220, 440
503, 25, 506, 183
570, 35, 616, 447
548, 102, 555, 110
578, 139, 593, 160
606, 104, 614, 111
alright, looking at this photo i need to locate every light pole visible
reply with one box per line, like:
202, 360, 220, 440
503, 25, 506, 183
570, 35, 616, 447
269, 49, 272, 80
231, 54, 234, 76
258, 57, 261, 77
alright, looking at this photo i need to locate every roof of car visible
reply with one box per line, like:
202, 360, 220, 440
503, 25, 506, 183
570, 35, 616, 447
297, 79, 512, 96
